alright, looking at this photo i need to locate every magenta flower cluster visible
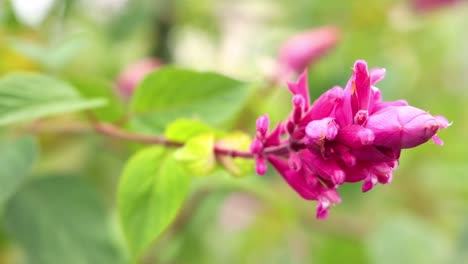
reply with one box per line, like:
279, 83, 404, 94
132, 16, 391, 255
250, 60, 449, 219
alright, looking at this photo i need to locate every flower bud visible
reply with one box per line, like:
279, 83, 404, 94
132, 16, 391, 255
292, 94, 305, 108
278, 26, 341, 75
117, 58, 160, 98
365, 106, 447, 149
255, 156, 267, 175
305, 117, 339, 142
287, 71, 310, 107
250, 139, 263, 155
362, 174, 378, 192
354, 110, 369, 125
316, 189, 341, 219
372, 162, 396, 184
357, 128, 375, 145
351, 60, 371, 113
256, 114, 269, 138
316, 198, 331, 219
377, 172, 393, 185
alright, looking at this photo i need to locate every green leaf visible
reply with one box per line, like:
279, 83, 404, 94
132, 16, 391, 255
215, 132, 254, 177
129, 67, 250, 134
314, 234, 368, 264
9, 36, 86, 70
70, 76, 125, 122
0, 73, 107, 125
118, 147, 191, 260
165, 119, 216, 142
0, 136, 38, 209
174, 133, 216, 176
454, 217, 468, 263
4, 176, 125, 264
366, 215, 450, 264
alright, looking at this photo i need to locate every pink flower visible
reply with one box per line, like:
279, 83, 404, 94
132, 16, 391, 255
412, 0, 463, 12
251, 59, 449, 219
277, 26, 341, 79
117, 58, 161, 98
365, 106, 448, 148
251, 114, 284, 175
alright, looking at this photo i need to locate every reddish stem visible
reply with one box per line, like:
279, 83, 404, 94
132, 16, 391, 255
92, 121, 292, 159
94, 122, 183, 147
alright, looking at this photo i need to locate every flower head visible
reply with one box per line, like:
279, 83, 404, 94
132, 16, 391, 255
276, 26, 341, 80
251, 59, 449, 219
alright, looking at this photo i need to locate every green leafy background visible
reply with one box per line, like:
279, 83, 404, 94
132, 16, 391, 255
0, 0, 467, 263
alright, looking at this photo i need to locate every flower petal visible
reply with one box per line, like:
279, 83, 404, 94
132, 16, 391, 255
352, 60, 372, 112
301, 86, 343, 125
370, 67, 386, 85
287, 71, 310, 107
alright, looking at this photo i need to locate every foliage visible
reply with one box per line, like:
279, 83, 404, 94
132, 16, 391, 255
118, 147, 190, 260
0, 1, 466, 263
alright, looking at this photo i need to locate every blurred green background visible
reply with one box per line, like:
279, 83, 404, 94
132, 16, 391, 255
1, 0, 467, 263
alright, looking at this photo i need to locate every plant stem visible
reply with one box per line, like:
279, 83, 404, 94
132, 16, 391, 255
25, 117, 294, 159
93, 122, 183, 147
92, 121, 292, 159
